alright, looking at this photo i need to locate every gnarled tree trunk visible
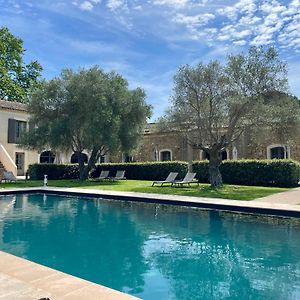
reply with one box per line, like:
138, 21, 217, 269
78, 147, 100, 181
208, 147, 223, 188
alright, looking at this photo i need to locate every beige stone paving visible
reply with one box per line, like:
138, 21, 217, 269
0, 251, 139, 300
255, 187, 300, 205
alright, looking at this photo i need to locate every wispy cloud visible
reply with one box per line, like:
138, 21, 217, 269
1, 0, 299, 119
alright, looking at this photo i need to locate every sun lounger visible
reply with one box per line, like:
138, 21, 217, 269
152, 172, 178, 186
2, 171, 17, 182
172, 172, 198, 187
110, 170, 126, 180
95, 170, 110, 181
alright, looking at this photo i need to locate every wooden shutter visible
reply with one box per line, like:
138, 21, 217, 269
7, 119, 16, 143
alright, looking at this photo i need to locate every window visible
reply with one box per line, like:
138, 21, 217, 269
40, 151, 55, 164
221, 150, 228, 160
15, 121, 27, 143
159, 150, 172, 161
70, 153, 88, 164
202, 150, 228, 160
267, 145, 290, 159
7, 119, 27, 144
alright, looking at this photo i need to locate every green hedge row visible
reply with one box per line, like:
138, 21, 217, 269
28, 160, 300, 187
193, 160, 300, 188
90, 161, 188, 181
28, 164, 79, 180
28, 161, 188, 181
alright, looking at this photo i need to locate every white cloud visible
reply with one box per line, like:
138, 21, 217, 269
66, 0, 300, 53
79, 1, 94, 11
174, 13, 215, 27
152, 0, 190, 8
76, 0, 101, 11
106, 0, 125, 10
167, 0, 300, 53
233, 40, 247, 46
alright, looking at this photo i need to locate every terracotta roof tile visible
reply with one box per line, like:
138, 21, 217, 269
0, 99, 27, 112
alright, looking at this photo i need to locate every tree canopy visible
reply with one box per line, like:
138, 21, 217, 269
22, 66, 152, 180
0, 27, 42, 102
162, 47, 300, 188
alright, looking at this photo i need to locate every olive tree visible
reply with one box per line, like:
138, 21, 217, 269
162, 47, 300, 188
22, 66, 152, 180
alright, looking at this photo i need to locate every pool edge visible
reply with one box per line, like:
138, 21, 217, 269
1, 186, 300, 218
0, 250, 139, 299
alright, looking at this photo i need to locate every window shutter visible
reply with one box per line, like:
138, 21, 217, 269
7, 119, 16, 143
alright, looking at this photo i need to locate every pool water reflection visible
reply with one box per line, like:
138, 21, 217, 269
0, 193, 300, 300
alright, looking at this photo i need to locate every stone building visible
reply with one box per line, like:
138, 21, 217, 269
1, 99, 299, 178
0, 100, 39, 176
111, 123, 300, 163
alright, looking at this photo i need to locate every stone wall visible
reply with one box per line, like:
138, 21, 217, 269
114, 125, 300, 163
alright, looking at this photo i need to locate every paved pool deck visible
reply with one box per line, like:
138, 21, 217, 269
255, 187, 300, 205
0, 251, 138, 300
0, 185, 300, 299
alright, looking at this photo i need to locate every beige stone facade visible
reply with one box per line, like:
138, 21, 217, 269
0, 100, 39, 176
110, 123, 300, 163
1, 99, 299, 176
0, 100, 108, 176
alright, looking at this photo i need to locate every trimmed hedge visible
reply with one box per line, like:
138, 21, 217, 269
193, 160, 300, 188
28, 159, 300, 187
28, 161, 188, 181
28, 164, 79, 180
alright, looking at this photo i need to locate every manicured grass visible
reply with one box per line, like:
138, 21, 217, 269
0, 179, 289, 200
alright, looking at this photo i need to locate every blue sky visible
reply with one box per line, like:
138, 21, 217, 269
1, 0, 299, 120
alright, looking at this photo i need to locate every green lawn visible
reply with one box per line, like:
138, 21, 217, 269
0, 179, 289, 200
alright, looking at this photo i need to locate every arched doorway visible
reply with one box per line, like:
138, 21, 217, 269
267, 145, 290, 159
40, 151, 55, 164
70, 153, 88, 164
159, 149, 172, 161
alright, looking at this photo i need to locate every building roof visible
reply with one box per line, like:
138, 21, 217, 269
0, 99, 28, 112
143, 123, 159, 134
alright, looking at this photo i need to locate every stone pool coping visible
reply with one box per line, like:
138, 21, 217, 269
1, 186, 300, 218
0, 251, 138, 300
1, 186, 300, 299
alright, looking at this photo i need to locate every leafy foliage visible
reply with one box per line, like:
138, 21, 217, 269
193, 160, 300, 188
162, 46, 300, 187
0, 27, 42, 102
22, 66, 152, 179
28, 164, 79, 180
28, 160, 299, 187
29, 161, 188, 181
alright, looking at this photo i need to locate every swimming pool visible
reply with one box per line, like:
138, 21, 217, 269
0, 193, 300, 299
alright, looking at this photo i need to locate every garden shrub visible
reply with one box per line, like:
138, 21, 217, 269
28, 159, 300, 187
28, 163, 79, 180
28, 161, 188, 181
192, 159, 300, 187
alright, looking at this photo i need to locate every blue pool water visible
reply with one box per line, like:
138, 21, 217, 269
0, 193, 300, 299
